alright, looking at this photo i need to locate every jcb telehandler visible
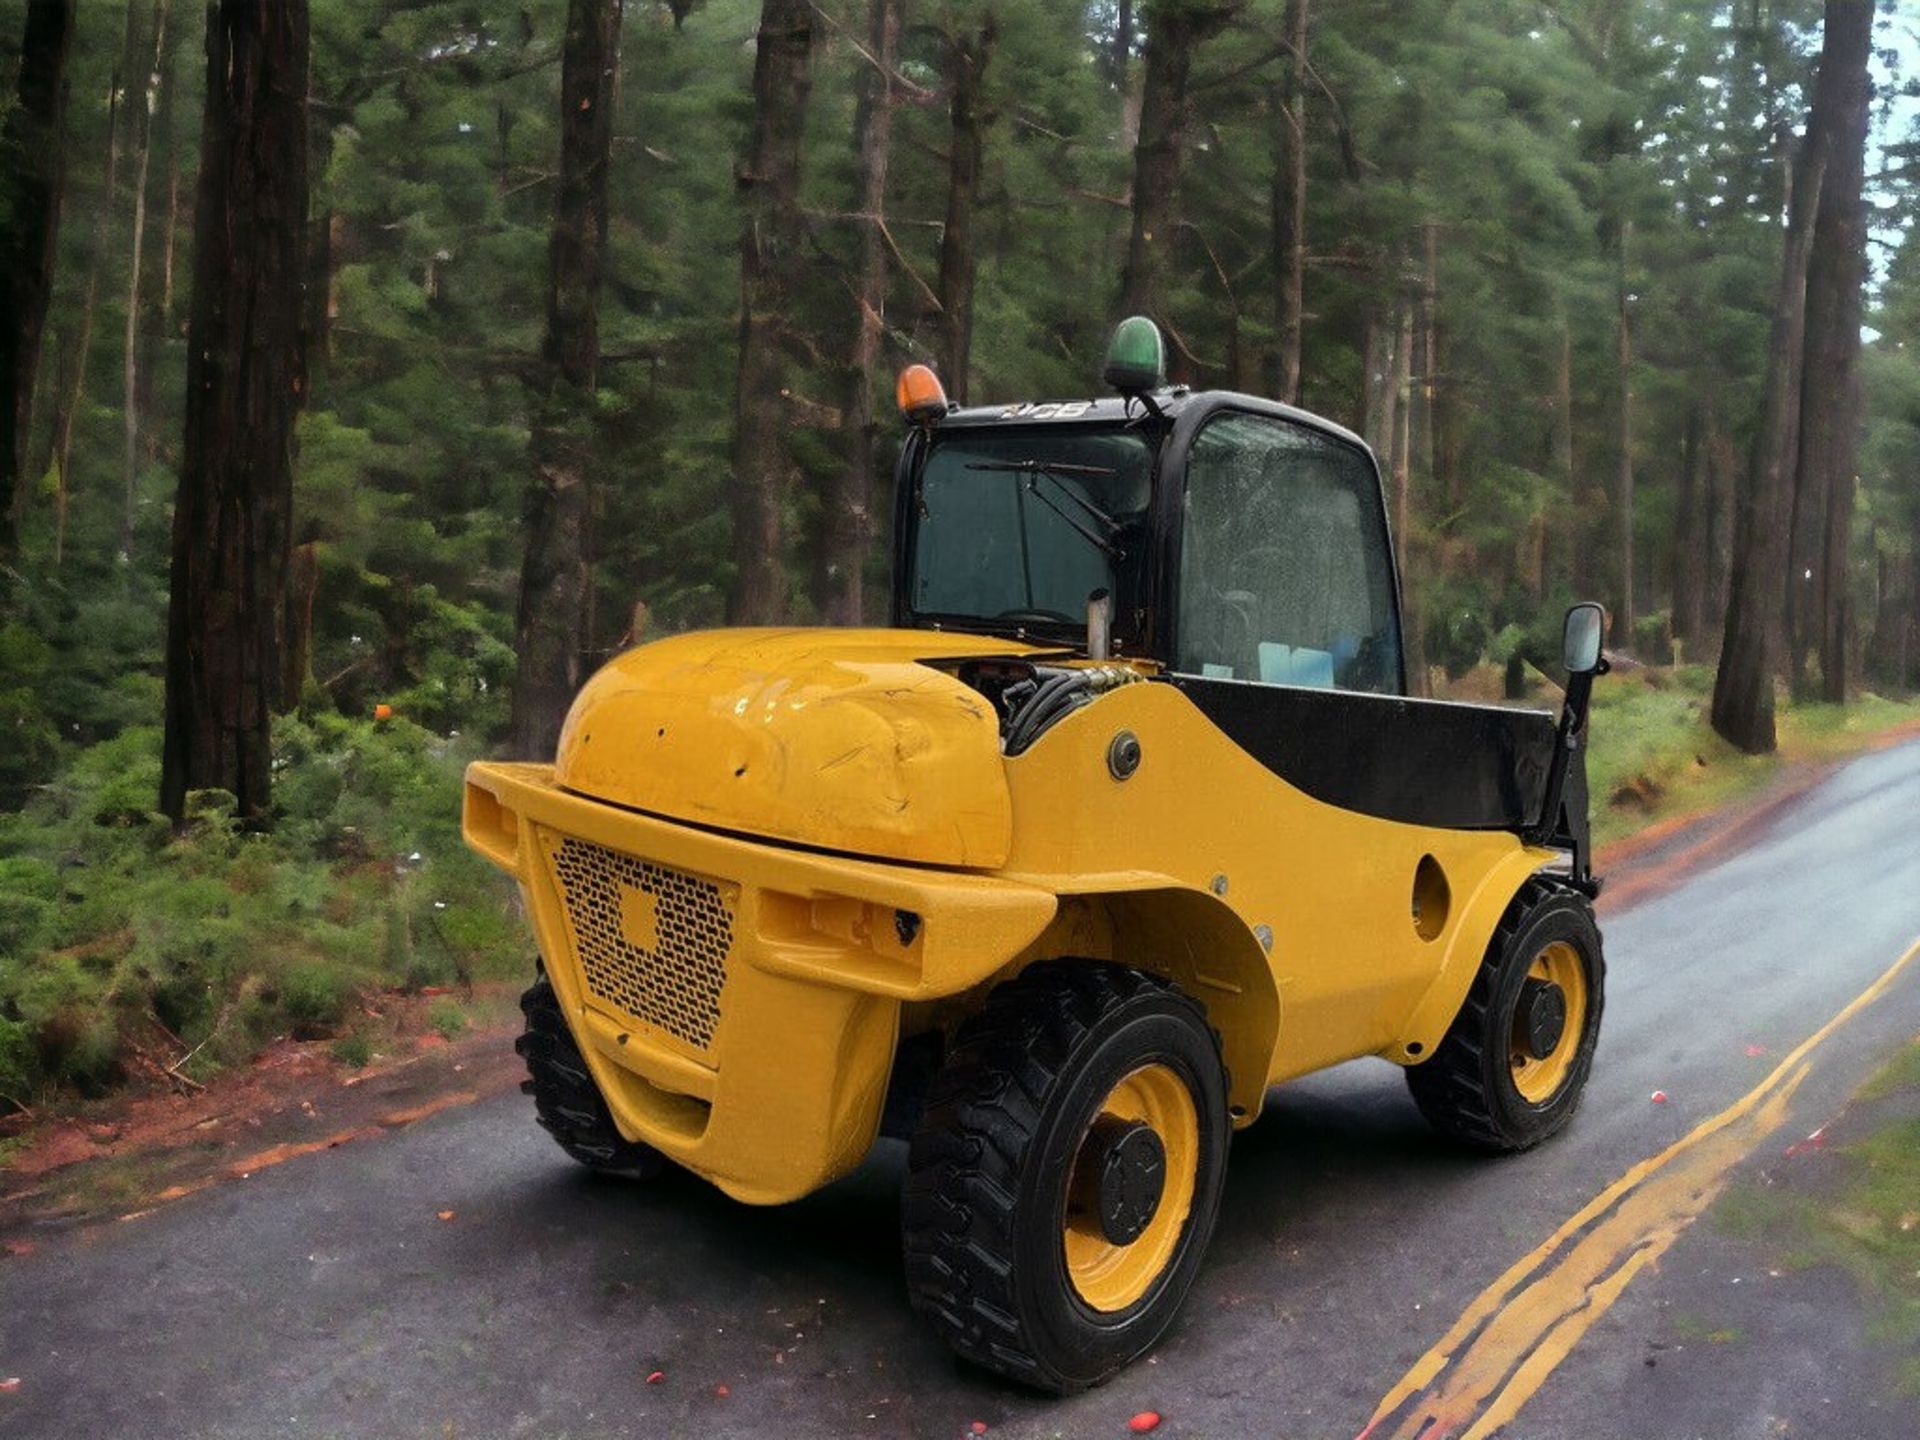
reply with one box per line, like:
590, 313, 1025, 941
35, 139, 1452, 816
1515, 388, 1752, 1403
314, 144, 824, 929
463, 317, 1609, 1391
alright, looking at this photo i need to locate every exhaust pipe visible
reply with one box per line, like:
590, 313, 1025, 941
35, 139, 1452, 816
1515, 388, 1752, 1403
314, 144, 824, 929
1086, 588, 1112, 661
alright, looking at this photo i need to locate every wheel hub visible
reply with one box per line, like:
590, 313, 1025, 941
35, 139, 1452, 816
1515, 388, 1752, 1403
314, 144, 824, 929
1077, 1116, 1167, 1246
1517, 976, 1568, 1061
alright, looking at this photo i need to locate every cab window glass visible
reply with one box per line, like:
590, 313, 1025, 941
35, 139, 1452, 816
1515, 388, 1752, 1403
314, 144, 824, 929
1176, 414, 1401, 694
910, 427, 1153, 634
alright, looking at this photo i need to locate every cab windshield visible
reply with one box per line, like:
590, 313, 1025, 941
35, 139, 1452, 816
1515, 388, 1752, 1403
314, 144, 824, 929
906, 425, 1155, 642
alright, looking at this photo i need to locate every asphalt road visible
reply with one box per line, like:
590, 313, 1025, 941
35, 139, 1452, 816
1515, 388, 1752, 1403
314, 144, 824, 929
6, 739, 1920, 1440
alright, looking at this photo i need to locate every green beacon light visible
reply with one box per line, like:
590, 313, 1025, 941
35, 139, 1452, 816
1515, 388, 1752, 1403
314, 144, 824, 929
1103, 315, 1167, 395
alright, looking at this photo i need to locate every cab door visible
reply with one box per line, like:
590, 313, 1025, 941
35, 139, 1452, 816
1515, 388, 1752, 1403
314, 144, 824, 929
1165, 408, 1552, 832
1170, 410, 1404, 698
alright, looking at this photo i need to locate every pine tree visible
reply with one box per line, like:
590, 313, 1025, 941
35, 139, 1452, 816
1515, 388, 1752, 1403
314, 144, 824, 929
0, 0, 78, 560
727, 0, 816, 624
1120, 0, 1239, 343
820, 0, 902, 626
160, 0, 310, 822
508, 0, 624, 758
1796, 0, 1872, 702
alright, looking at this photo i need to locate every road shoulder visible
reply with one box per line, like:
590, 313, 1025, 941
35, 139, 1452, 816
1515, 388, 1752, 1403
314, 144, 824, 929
1520, 1033, 1920, 1439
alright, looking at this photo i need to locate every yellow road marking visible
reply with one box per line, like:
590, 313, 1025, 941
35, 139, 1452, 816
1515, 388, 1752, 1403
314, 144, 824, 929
1358, 933, 1920, 1440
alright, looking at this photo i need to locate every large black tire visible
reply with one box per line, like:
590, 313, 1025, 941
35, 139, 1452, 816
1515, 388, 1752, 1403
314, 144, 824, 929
516, 975, 667, 1179
902, 962, 1230, 1393
1407, 878, 1605, 1152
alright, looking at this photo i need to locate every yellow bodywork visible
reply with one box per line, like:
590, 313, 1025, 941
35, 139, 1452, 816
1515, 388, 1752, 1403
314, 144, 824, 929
555, 628, 1024, 868
464, 627, 1557, 1204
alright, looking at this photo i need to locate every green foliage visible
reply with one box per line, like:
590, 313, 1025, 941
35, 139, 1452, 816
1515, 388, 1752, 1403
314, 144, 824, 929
427, 997, 470, 1041
0, 718, 522, 1101
330, 1031, 375, 1069
1632, 610, 1674, 666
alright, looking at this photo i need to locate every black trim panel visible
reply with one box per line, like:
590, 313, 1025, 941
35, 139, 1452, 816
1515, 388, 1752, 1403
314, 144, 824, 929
1169, 675, 1556, 831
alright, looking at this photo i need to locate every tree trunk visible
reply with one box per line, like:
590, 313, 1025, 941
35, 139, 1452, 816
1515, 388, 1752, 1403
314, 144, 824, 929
1705, 415, 1736, 647
1614, 219, 1634, 645
1267, 0, 1306, 404
282, 539, 318, 710
121, 0, 172, 562
1359, 319, 1381, 449
1783, 408, 1822, 692
1711, 135, 1826, 753
1385, 305, 1429, 695
821, 0, 899, 626
1802, 0, 1871, 703
1551, 317, 1576, 596
1861, 538, 1896, 688
135, 0, 184, 447
1120, 1, 1233, 327
1423, 222, 1458, 508
1112, 0, 1133, 86
1780, 2, 1871, 702
508, 0, 623, 759
303, 116, 339, 406
935, 10, 993, 403
1907, 518, 1920, 691
727, 0, 815, 625
160, 0, 310, 824
1389, 307, 1412, 576
1362, 306, 1399, 472
1670, 400, 1705, 651
0, 0, 78, 560
38, 4, 143, 563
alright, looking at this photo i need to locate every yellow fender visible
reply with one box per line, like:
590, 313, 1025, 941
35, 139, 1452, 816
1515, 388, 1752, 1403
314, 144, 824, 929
1385, 846, 1560, 1065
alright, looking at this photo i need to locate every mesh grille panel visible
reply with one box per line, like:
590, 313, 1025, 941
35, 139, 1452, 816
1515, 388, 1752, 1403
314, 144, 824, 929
550, 836, 732, 1052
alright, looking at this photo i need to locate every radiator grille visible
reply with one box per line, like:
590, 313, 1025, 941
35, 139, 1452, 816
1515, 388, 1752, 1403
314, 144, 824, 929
550, 836, 732, 1052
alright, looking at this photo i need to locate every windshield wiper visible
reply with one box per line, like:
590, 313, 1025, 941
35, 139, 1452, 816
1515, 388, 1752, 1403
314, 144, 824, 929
965, 459, 1126, 560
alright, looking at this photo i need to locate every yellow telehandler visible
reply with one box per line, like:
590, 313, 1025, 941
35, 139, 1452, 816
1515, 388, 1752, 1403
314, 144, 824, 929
464, 317, 1609, 1391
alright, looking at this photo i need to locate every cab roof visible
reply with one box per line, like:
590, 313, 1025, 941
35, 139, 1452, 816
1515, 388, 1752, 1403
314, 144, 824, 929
932, 388, 1372, 458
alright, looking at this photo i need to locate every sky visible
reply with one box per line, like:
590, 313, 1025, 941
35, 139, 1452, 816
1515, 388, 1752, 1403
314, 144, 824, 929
1867, 5, 1918, 307
1871, 6, 1918, 218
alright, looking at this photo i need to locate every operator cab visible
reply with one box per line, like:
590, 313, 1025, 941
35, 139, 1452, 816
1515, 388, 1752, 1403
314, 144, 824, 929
888, 318, 1604, 889
891, 318, 1403, 693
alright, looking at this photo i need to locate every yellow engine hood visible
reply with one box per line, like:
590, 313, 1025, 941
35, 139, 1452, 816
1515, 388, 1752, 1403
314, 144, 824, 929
555, 628, 1035, 869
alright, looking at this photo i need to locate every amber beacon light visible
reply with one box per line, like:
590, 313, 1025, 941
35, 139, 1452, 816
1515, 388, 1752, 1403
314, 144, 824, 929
895, 363, 949, 425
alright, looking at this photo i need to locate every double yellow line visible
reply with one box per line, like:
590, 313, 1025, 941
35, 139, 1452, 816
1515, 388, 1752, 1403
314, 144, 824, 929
1357, 933, 1920, 1440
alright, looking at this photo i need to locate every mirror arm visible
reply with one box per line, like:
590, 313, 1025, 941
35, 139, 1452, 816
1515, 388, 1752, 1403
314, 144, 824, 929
1526, 655, 1608, 891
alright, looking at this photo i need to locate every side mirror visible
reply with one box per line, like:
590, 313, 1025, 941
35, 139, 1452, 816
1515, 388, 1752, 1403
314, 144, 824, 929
1563, 602, 1605, 676
1530, 601, 1607, 886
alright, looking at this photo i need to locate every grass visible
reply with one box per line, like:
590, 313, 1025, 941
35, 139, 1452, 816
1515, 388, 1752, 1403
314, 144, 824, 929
426, 997, 470, 1041
1672, 1314, 1745, 1345
1824, 1048, 1920, 1393
0, 713, 526, 1108
329, 1031, 375, 1069
1864, 1038, 1920, 1102
1715, 1035, 1920, 1392
1579, 666, 1920, 845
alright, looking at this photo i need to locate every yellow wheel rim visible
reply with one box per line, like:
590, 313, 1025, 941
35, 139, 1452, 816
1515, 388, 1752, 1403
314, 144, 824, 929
1061, 1062, 1200, 1314
1508, 940, 1588, 1104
